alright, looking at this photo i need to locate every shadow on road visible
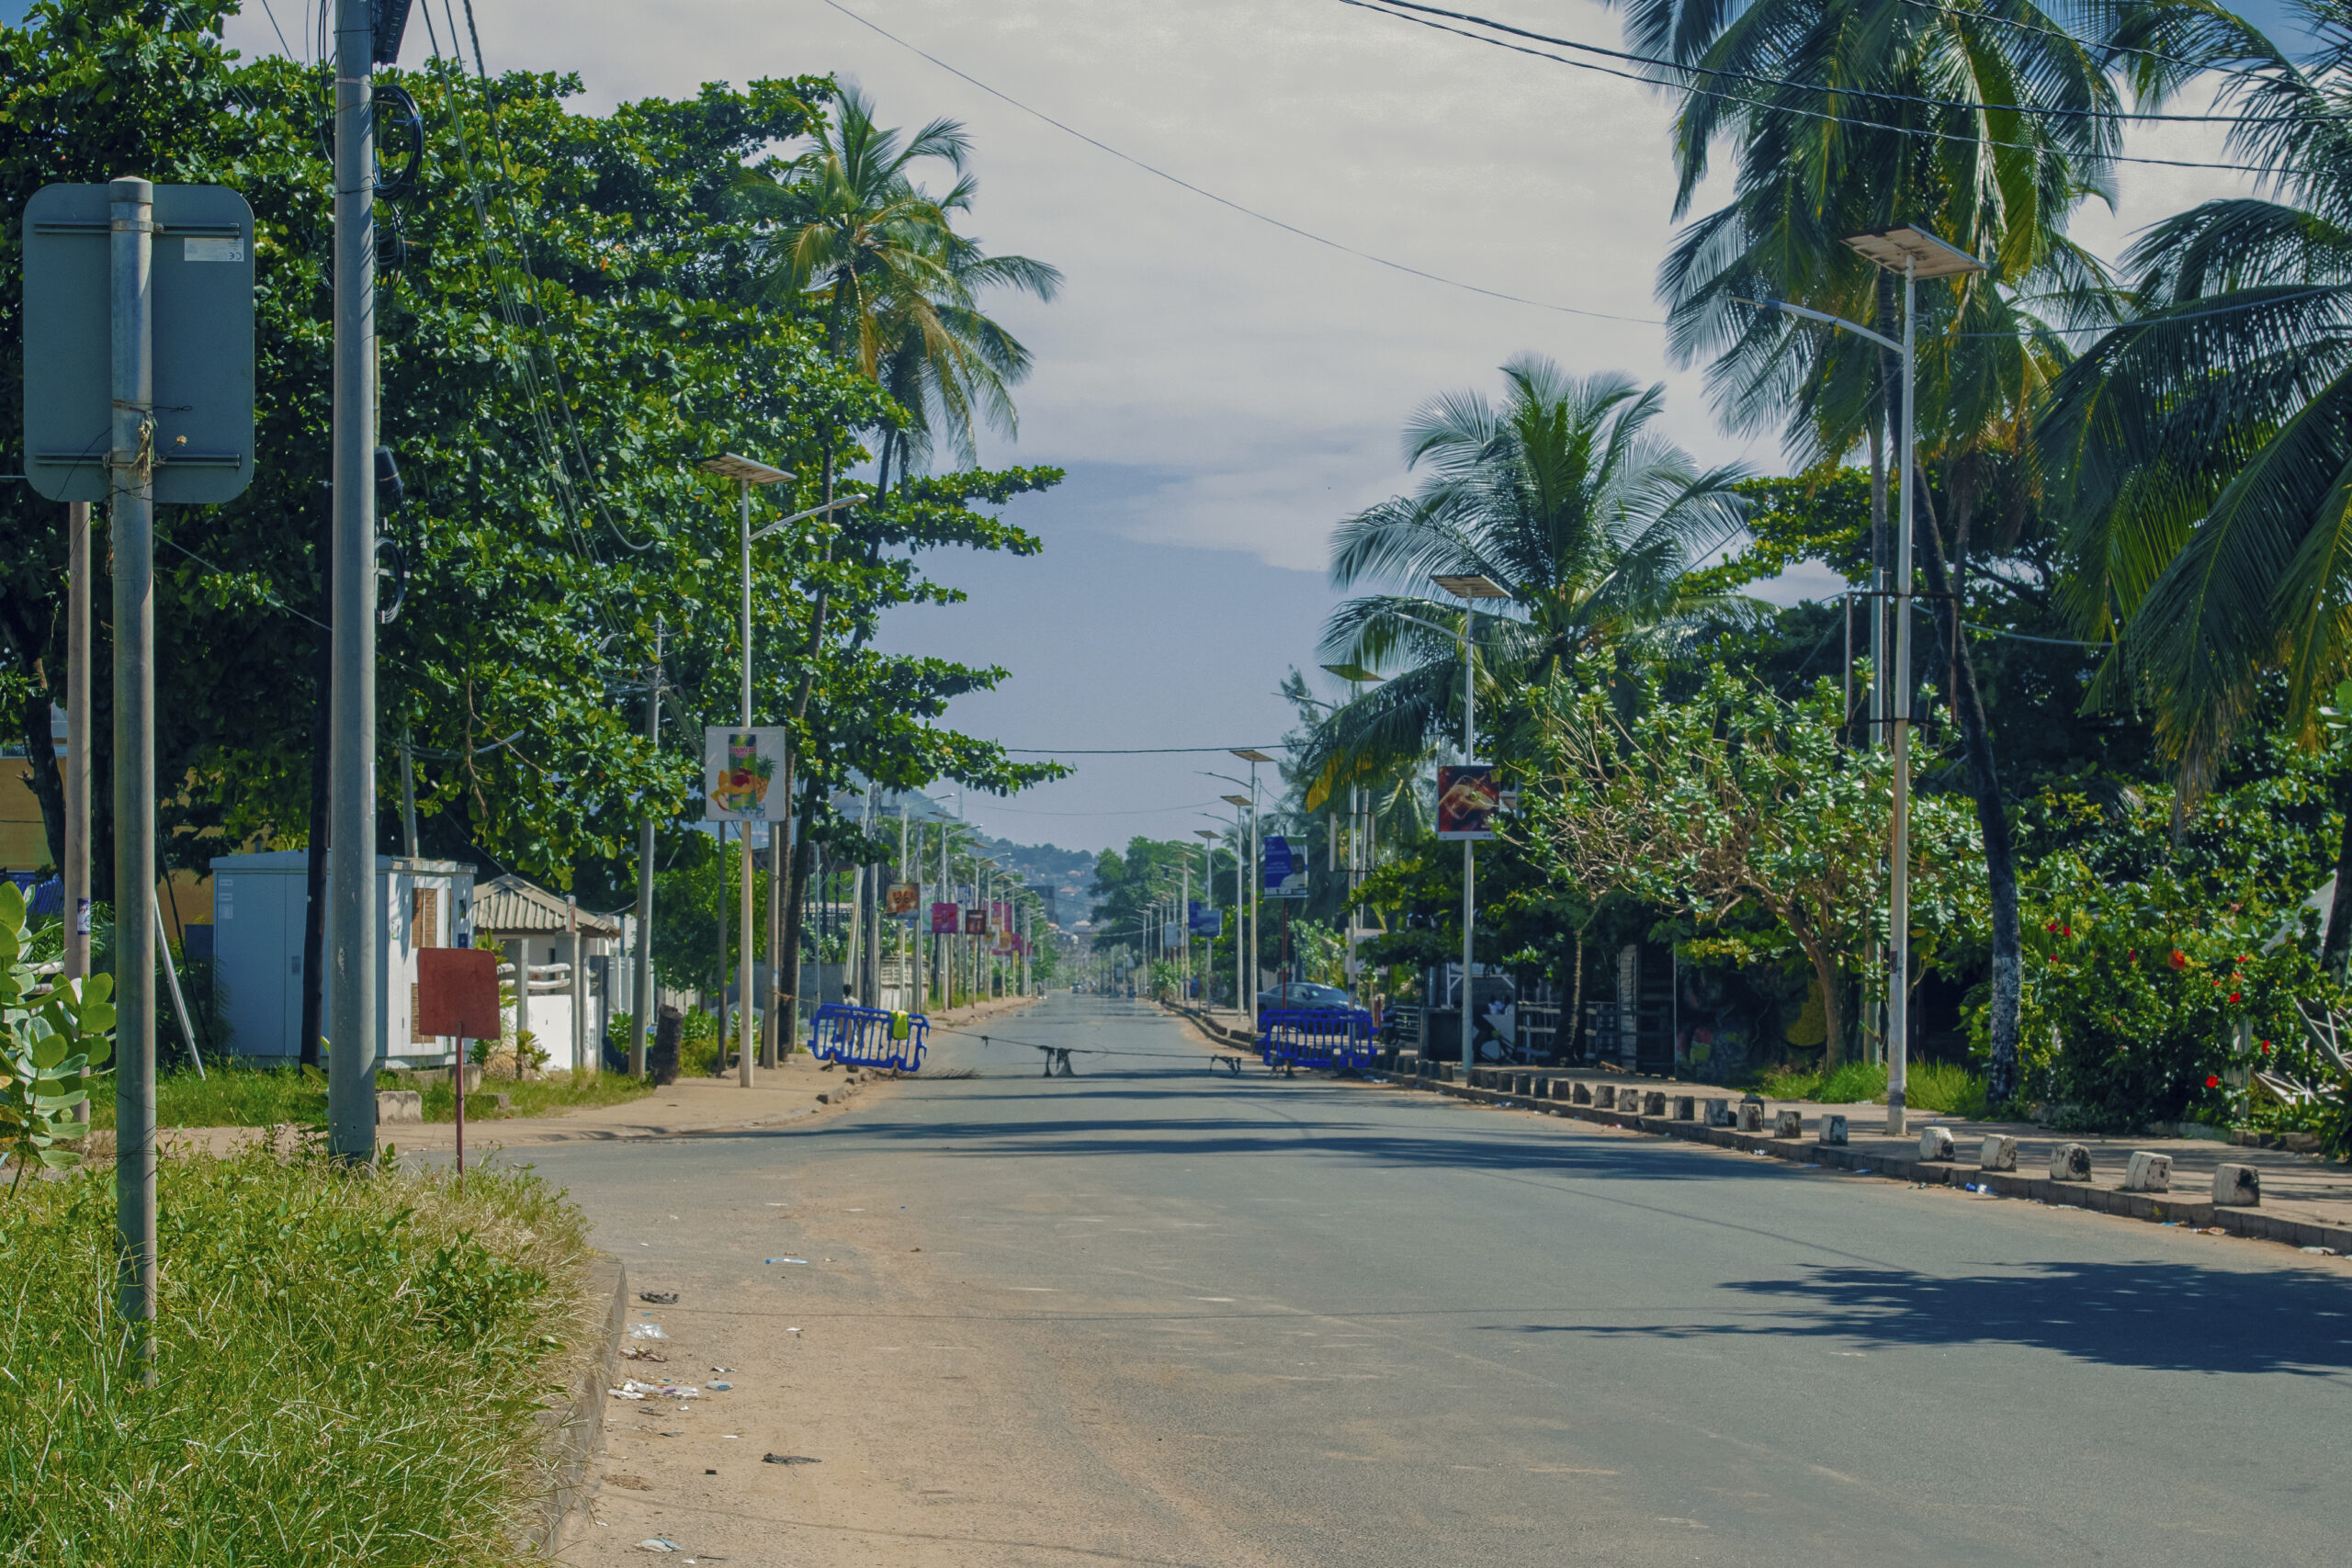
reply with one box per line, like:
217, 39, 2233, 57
1483, 1258, 2352, 1375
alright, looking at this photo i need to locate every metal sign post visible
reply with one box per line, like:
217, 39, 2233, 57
23, 175, 255, 1361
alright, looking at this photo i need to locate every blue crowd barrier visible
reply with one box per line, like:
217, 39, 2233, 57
1257, 1008, 1380, 1071
807, 1003, 928, 1072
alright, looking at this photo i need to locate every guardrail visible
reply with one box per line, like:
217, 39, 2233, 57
1258, 1008, 1381, 1072
807, 1003, 929, 1072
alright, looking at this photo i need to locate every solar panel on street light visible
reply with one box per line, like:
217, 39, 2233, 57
698, 452, 791, 485
1231, 748, 1276, 763
1320, 662, 1384, 682
1841, 226, 1987, 279
1431, 574, 1510, 600
1222, 795, 1250, 807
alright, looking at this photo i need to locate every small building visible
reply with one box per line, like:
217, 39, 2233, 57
471, 875, 630, 1076
209, 851, 476, 1067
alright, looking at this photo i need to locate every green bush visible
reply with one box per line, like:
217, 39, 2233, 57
0, 1148, 597, 1564
1756, 1061, 1888, 1103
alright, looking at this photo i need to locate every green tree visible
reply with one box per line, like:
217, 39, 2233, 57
1312, 358, 1748, 783
2039, 0, 2352, 961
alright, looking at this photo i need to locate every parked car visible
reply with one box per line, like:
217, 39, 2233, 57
1257, 982, 1354, 1012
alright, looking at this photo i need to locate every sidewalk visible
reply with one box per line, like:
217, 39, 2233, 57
159, 994, 1045, 1159
1163, 1002, 2352, 1256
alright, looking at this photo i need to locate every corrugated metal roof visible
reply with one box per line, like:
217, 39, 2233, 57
473, 874, 621, 937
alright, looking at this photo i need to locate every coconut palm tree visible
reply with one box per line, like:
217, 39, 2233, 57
1309, 358, 1749, 787
1616, 0, 2128, 1100
743, 85, 1061, 487
2040, 0, 2352, 960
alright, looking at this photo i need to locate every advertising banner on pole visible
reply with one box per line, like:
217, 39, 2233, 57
963, 908, 989, 936
703, 727, 788, 821
1435, 764, 1501, 840
1188, 899, 1224, 936
1261, 835, 1308, 898
886, 882, 920, 917
929, 902, 959, 935
991, 899, 1010, 934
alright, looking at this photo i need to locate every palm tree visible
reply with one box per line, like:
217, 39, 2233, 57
1617, 0, 2126, 1098
1311, 358, 1749, 785
2040, 0, 2352, 963
744, 85, 1062, 488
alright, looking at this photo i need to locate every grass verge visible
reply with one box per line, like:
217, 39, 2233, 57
83, 1062, 655, 1129
0, 1146, 602, 1565
1753, 1058, 1989, 1117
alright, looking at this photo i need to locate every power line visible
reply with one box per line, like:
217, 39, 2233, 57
1340, 0, 2315, 178
812, 0, 1665, 326
1359, 0, 2297, 126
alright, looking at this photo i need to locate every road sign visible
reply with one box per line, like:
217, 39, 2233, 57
416, 947, 500, 1039
21, 183, 255, 503
1262, 835, 1308, 898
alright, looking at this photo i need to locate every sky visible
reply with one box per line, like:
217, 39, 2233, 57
193, 0, 2279, 852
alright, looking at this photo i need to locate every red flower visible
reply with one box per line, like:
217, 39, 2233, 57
2062, 925, 2075, 937
2262, 1040, 2274, 1054
2229, 993, 2242, 1004
2169, 949, 2189, 969
2206, 1075, 2222, 1089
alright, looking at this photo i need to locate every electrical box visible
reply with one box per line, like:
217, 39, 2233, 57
210, 851, 475, 1066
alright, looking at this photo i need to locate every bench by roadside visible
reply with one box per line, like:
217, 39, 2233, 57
1162, 1001, 2352, 1257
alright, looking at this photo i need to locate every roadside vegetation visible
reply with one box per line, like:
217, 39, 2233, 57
0, 1149, 601, 1565
77, 1063, 655, 1130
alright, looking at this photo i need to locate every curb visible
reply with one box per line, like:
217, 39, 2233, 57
1384, 1072, 2352, 1257
529, 1251, 627, 1555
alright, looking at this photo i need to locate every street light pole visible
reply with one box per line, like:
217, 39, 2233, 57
630, 620, 662, 1077
1758, 225, 1984, 1136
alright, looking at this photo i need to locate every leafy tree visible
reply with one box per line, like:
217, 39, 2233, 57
2039, 0, 2352, 959
1311, 358, 1747, 785
1526, 669, 1982, 1066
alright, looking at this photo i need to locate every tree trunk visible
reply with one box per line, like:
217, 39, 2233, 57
1806, 938, 1847, 1075
2323, 767, 2352, 979
1566, 925, 1587, 1061
1912, 464, 2022, 1105
778, 774, 821, 1040
299, 591, 332, 1071
17, 694, 64, 872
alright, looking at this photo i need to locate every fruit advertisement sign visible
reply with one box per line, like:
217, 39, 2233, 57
703, 727, 787, 821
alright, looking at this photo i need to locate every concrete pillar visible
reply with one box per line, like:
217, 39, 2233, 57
2122, 1150, 2172, 1192
1772, 1108, 1802, 1139
2213, 1163, 2261, 1206
2050, 1143, 2092, 1181
1824, 1113, 1849, 1145
1918, 1125, 1956, 1160
1978, 1134, 2018, 1171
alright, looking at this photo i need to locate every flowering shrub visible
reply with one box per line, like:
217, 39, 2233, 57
2007, 860, 2335, 1131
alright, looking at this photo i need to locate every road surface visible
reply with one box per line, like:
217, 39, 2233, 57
538, 992, 2352, 1566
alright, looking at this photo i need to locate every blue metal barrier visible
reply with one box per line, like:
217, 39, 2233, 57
807, 1004, 928, 1072
1257, 1008, 1380, 1072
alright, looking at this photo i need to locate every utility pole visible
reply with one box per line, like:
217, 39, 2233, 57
630, 621, 661, 1077
326, 0, 380, 1164
109, 175, 158, 1355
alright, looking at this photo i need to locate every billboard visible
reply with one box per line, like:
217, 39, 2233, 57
703, 727, 787, 821
886, 882, 920, 917
1188, 899, 1224, 936
930, 902, 960, 935
1261, 835, 1308, 898
1436, 764, 1501, 840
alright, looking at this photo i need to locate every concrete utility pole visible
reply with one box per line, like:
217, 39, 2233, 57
326, 0, 380, 1164
630, 622, 661, 1077
109, 174, 158, 1349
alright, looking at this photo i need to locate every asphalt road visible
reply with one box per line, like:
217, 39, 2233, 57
531, 992, 2352, 1567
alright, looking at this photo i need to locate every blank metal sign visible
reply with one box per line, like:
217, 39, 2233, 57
21, 183, 255, 504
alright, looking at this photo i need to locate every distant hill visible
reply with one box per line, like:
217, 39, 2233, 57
978, 835, 1098, 925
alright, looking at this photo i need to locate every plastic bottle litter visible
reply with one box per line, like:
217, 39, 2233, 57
708, 1381, 732, 1391
764, 1258, 809, 1265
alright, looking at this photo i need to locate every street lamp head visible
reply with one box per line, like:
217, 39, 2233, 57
1320, 662, 1384, 683
1432, 573, 1510, 601
698, 453, 791, 485
1841, 226, 1986, 280
1231, 748, 1276, 764
1221, 795, 1251, 808
1194, 829, 1219, 840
